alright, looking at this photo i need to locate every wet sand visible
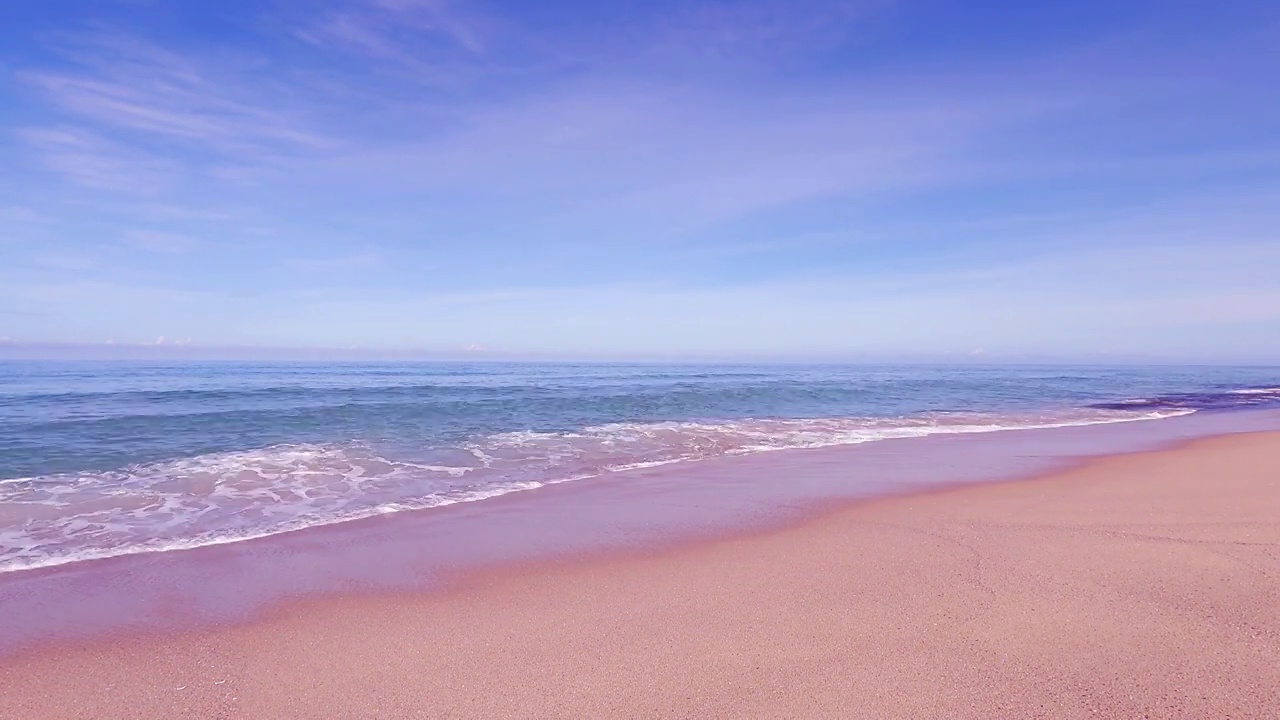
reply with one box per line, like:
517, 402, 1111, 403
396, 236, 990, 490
2, 432, 1278, 719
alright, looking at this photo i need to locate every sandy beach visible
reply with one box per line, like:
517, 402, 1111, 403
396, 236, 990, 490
2, 431, 1278, 719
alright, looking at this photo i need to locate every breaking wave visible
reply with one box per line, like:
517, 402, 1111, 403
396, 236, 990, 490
0, 406, 1192, 574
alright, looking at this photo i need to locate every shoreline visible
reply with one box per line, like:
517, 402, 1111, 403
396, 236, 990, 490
2, 408, 1279, 656
2, 428, 1280, 717
0, 407, 1200, 579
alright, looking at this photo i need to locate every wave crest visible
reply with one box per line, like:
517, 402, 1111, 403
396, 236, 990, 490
0, 407, 1192, 573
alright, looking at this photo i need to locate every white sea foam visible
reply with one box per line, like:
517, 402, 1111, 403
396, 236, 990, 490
0, 407, 1196, 574
1227, 387, 1280, 395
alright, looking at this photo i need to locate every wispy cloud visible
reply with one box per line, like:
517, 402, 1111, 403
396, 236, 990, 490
648, 0, 883, 63
12, 28, 334, 206
16, 126, 177, 193
294, 0, 498, 84
2, 1, 1277, 358
21, 31, 330, 153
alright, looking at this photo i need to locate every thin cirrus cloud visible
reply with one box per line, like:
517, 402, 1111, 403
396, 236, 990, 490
16, 32, 330, 171
0, 0, 1278, 360
15, 126, 179, 195
296, 0, 491, 68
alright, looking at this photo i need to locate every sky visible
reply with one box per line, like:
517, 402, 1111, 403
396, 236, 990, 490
0, 0, 1277, 361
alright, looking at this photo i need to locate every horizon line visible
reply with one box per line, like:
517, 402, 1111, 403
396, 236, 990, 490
0, 340, 1277, 367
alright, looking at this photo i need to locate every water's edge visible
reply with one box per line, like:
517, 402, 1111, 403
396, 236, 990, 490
1, 406, 1278, 657
6, 363, 1279, 578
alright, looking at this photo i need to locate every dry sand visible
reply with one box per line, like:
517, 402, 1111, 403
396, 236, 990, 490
2, 432, 1278, 719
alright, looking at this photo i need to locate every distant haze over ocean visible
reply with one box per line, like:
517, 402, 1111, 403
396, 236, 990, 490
2, 341, 1274, 365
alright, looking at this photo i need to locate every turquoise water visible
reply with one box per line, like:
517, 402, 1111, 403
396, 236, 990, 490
1, 361, 1277, 573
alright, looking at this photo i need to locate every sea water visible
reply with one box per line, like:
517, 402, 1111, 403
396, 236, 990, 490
1, 361, 1277, 574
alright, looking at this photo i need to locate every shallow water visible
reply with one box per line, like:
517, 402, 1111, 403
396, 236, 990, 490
2, 361, 1277, 574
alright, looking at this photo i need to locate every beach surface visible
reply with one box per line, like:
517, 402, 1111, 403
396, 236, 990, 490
2, 432, 1278, 719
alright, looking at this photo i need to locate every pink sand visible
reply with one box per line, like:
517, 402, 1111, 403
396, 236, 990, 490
2, 433, 1278, 718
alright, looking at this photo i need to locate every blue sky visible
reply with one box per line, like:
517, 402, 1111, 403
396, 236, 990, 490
0, 0, 1277, 361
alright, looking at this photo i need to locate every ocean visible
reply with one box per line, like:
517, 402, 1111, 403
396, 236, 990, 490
1, 361, 1278, 575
